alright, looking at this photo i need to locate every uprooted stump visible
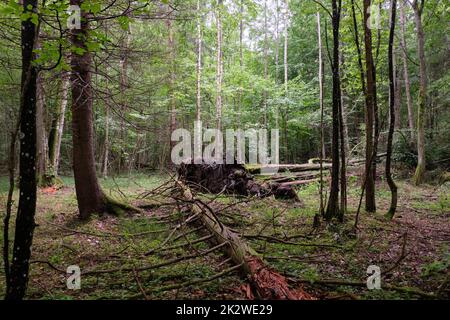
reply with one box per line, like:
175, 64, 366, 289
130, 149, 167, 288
178, 162, 300, 201
176, 180, 314, 300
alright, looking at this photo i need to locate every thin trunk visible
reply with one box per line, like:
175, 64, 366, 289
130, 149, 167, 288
283, 0, 289, 162
166, 10, 177, 153
238, 0, 243, 128
263, 0, 268, 128
274, 0, 280, 129
399, 0, 415, 142
412, 0, 427, 185
196, 0, 202, 123
216, 0, 223, 130
36, 71, 48, 185
49, 70, 69, 176
338, 42, 347, 219
351, 0, 366, 95
394, 48, 403, 130
363, 0, 376, 213
118, 16, 131, 172
386, 0, 398, 219
70, 0, 106, 219
102, 104, 109, 178
317, 12, 325, 218
325, 0, 341, 220
5, 0, 38, 300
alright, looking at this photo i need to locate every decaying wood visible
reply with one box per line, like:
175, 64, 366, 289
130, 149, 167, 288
176, 180, 314, 300
247, 163, 332, 174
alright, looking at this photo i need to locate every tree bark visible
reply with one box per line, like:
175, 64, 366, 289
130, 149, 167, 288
399, 0, 415, 142
166, 9, 177, 151
393, 48, 403, 130
263, 0, 268, 128
283, 0, 289, 162
215, 0, 223, 130
363, 0, 376, 213
317, 12, 325, 218
237, 0, 244, 129
325, 0, 342, 220
118, 15, 131, 172
102, 103, 109, 178
5, 0, 38, 300
36, 70, 49, 186
196, 0, 202, 123
338, 42, 348, 218
70, 0, 106, 219
386, 0, 398, 219
412, 0, 427, 185
49, 70, 69, 177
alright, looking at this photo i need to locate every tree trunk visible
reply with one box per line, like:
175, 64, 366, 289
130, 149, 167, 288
283, 0, 289, 162
5, 0, 38, 300
386, 0, 398, 219
196, 0, 202, 123
274, 0, 280, 129
363, 0, 376, 213
317, 12, 325, 218
325, 0, 341, 220
263, 0, 268, 128
166, 8, 177, 160
70, 0, 106, 219
215, 0, 224, 130
338, 42, 348, 219
394, 48, 403, 130
36, 71, 49, 186
399, 0, 415, 142
176, 181, 311, 299
412, 0, 427, 185
118, 16, 131, 172
49, 70, 69, 177
102, 103, 109, 178
237, 0, 244, 129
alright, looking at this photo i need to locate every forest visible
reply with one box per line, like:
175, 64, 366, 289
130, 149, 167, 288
0, 0, 449, 301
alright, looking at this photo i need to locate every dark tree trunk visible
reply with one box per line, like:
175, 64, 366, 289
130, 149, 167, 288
325, 0, 341, 220
70, 0, 106, 219
386, 0, 398, 219
363, 0, 376, 213
5, 0, 38, 300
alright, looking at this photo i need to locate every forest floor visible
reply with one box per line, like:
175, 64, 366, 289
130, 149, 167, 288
0, 171, 449, 300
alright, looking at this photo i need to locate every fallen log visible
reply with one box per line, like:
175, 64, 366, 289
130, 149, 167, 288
265, 171, 323, 184
176, 180, 313, 300
246, 163, 332, 174
279, 178, 322, 188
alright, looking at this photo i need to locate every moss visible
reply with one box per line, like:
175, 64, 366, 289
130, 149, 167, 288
104, 194, 142, 216
37, 174, 64, 188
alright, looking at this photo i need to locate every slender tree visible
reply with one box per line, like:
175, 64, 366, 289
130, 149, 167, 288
386, 0, 398, 219
399, 0, 415, 143
325, 0, 342, 220
215, 0, 223, 130
363, 0, 377, 213
196, 0, 202, 123
49, 70, 70, 177
411, 0, 427, 185
317, 11, 325, 218
5, 0, 38, 300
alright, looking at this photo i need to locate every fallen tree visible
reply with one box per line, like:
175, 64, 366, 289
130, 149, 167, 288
175, 180, 314, 300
